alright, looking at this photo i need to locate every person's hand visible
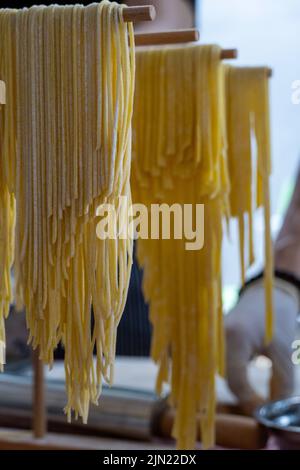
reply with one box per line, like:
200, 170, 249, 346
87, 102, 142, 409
225, 279, 299, 416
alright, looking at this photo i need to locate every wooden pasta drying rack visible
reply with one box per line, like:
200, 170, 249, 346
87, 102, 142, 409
0, 3, 273, 450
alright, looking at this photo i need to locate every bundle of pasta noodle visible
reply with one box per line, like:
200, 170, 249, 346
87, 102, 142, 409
225, 66, 274, 341
132, 44, 229, 449
0, 1, 135, 422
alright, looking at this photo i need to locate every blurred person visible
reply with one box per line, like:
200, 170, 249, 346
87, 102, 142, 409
225, 165, 300, 415
119, 1, 300, 413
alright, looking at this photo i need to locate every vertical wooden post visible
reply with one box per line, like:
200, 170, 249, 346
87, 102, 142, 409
32, 348, 47, 439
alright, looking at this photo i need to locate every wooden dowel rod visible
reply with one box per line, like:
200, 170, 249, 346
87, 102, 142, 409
32, 348, 46, 439
135, 29, 200, 46
122, 5, 156, 23
221, 48, 238, 60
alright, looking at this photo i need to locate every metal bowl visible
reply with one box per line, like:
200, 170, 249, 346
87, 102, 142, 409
256, 397, 300, 449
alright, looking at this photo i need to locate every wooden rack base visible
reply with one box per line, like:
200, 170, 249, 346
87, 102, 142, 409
0, 429, 92, 451
0, 428, 171, 451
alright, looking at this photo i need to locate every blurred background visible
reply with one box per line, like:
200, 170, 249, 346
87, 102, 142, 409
199, 0, 300, 309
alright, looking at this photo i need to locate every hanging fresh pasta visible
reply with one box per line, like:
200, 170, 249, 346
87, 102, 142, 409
132, 44, 230, 450
0, 1, 135, 422
225, 66, 274, 341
